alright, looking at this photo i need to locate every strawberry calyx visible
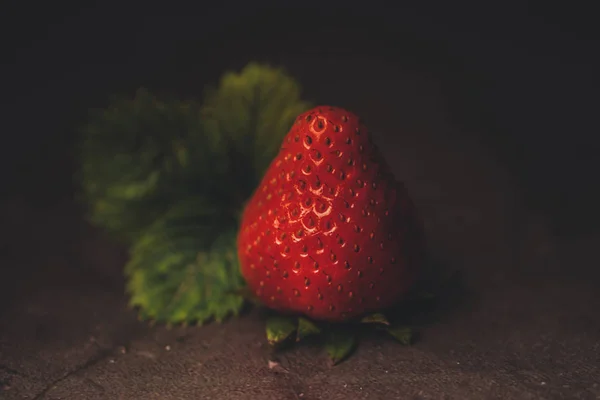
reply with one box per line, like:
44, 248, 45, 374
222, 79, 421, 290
264, 311, 414, 365
261, 273, 457, 364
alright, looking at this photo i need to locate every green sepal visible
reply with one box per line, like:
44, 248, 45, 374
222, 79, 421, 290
360, 312, 390, 325
266, 316, 298, 346
296, 317, 321, 342
125, 204, 245, 325
325, 329, 357, 366
386, 326, 413, 345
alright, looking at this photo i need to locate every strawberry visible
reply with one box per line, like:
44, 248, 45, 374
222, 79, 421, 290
237, 106, 425, 322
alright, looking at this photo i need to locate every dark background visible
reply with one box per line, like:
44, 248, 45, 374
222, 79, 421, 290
2, 2, 599, 236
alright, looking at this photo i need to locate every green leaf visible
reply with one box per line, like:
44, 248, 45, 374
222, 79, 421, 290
78, 88, 209, 243
201, 62, 312, 194
266, 316, 298, 346
125, 200, 244, 324
360, 313, 390, 325
79, 63, 309, 241
78, 63, 311, 325
325, 330, 356, 365
386, 326, 413, 345
296, 317, 321, 342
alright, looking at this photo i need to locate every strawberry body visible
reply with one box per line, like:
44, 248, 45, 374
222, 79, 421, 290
237, 106, 424, 322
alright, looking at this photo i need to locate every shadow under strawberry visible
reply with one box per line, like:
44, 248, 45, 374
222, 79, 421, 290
248, 258, 468, 365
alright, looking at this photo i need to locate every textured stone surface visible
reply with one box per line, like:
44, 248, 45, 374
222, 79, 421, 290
1, 195, 599, 400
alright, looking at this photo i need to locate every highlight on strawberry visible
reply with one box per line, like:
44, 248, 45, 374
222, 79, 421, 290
78, 62, 431, 364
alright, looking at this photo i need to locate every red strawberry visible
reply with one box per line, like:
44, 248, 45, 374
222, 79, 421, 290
237, 106, 425, 322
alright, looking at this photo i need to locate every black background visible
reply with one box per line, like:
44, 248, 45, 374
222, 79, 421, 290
2, 2, 598, 233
